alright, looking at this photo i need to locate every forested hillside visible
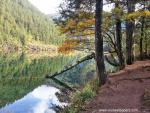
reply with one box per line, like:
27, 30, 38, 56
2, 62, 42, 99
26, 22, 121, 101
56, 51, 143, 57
0, 0, 64, 51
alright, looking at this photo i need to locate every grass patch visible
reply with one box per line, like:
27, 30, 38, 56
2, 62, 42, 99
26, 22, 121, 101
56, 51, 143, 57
62, 77, 99, 113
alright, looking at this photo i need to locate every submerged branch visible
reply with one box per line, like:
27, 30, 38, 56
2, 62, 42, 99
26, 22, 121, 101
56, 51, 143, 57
51, 77, 75, 91
45, 53, 95, 78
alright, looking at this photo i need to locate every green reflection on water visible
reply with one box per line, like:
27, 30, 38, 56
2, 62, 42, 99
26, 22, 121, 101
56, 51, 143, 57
0, 52, 116, 108
0, 52, 95, 107
0, 52, 77, 78
0, 77, 44, 107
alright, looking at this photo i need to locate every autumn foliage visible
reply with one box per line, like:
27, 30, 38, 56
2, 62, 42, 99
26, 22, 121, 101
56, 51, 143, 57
126, 10, 150, 20
58, 39, 80, 54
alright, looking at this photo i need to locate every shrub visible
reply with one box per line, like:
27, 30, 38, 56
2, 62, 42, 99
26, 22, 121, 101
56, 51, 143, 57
62, 77, 98, 113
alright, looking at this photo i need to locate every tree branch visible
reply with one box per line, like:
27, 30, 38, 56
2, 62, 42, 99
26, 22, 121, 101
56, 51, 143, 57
45, 53, 95, 78
51, 77, 75, 91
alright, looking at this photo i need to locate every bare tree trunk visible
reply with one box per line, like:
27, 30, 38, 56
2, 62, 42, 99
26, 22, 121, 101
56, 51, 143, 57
140, 1, 146, 60
144, 36, 148, 58
140, 17, 144, 60
116, 19, 125, 69
115, 2, 125, 70
126, 0, 135, 65
95, 0, 107, 86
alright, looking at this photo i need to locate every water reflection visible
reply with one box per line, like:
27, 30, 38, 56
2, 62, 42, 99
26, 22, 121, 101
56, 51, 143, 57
0, 77, 44, 108
0, 52, 91, 108
0, 85, 67, 113
0, 52, 77, 78
0, 51, 116, 112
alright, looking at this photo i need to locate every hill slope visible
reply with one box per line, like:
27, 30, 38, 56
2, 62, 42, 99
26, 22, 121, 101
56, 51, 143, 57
0, 0, 64, 51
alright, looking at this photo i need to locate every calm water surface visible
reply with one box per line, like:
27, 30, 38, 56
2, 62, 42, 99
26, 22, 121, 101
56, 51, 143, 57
0, 85, 67, 113
0, 52, 115, 113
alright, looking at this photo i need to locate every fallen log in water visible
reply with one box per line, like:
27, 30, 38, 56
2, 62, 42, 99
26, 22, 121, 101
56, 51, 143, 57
51, 77, 75, 91
45, 52, 95, 78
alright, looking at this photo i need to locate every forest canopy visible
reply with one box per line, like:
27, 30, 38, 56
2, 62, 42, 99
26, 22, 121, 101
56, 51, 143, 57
0, 0, 64, 51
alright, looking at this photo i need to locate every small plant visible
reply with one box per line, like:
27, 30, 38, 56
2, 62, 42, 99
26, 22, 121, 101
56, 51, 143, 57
62, 77, 98, 113
74, 84, 95, 102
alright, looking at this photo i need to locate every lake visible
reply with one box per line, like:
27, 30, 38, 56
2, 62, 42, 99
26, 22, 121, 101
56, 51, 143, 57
0, 51, 115, 113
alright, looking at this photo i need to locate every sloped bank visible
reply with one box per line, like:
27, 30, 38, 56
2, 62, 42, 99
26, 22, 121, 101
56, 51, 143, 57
80, 60, 150, 113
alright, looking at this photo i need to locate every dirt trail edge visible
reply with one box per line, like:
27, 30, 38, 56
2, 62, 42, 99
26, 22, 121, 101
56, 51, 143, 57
80, 60, 150, 113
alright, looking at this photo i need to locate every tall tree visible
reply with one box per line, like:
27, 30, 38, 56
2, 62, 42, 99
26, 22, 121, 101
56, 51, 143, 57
140, 17, 145, 60
140, 1, 146, 60
95, 0, 107, 85
115, 1, 125, 69
126, 0, 135, 65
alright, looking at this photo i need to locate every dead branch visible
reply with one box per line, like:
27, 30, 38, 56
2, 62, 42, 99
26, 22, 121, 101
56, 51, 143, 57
51, 77, 75, 91
45, 53, 95, 78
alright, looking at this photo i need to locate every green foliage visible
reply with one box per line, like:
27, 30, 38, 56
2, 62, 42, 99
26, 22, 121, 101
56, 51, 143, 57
0, 0, 64, 50
74, 84, 95, 102
62, 77, 98, 113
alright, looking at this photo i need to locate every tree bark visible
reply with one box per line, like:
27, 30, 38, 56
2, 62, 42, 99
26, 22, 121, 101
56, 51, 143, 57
140, 17, 144, 60
126, 0, 135, 65
144, 35, 148, 58
95, 0, 107, 86
140, 0, 146, 60
115, 2, 125, 69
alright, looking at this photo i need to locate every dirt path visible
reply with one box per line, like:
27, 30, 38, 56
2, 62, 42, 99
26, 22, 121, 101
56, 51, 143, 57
80, 60, 150, 113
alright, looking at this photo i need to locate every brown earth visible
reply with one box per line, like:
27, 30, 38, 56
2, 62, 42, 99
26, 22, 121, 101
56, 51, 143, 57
80, 60, 150, 113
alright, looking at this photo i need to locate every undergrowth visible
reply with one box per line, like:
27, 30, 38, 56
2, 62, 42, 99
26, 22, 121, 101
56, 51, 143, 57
62, 77, 99, 113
